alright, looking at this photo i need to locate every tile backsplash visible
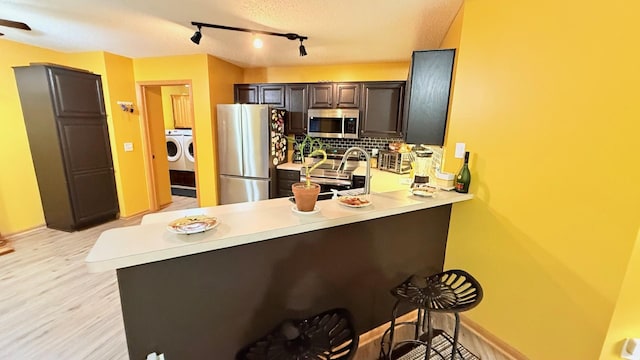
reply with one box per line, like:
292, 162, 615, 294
294, 134, 443, 173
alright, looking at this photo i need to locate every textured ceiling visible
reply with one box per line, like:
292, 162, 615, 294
1, 0, 463, 68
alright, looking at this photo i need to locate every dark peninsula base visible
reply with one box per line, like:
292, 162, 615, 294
117, 204, 452, 359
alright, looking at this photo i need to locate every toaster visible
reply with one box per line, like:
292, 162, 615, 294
378, 150, 412, 174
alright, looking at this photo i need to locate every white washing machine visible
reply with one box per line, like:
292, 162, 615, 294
165, 130, 186, 171
182, 132, 195, 172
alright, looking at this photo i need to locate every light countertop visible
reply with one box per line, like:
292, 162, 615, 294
85, 189, 472, 273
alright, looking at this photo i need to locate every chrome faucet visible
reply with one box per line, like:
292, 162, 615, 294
338, 147, 371, 195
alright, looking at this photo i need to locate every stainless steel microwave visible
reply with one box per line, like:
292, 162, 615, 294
307, 109, 359, 139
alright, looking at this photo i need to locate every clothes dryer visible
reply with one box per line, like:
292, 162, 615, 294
183, 133, 195, 171
165, 130, 186, 171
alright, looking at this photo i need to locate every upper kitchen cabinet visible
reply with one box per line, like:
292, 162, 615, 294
234, 84, 258, 104
234, 84, 286, 108
13, 64, 119, 232
309, 83, 361, 109
403, 49, 456, 146
285, 84, 308, 134
360, 82, 405, 138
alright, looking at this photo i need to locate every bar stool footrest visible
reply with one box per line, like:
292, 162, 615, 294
387, 331, 480, 360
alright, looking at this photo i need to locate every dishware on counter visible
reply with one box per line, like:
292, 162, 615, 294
337, 195, 371, 208
291, 205, 320, 215
410, 183, 439, 198
167, 215, 219, 234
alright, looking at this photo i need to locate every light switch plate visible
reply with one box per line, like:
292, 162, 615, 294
124, 142, 134, 152
454, 143, 466, 158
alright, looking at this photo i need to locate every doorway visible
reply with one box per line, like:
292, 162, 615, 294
137, 81, 197, 212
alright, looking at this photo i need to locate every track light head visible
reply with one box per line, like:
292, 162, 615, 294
299, 39, 307, 57
191, 26, 202, 44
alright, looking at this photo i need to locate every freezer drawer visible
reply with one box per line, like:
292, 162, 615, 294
219, 175, 270, 205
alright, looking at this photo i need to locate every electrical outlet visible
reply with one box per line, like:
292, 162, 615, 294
454, 143, 466, 158
124, 142, 134, 152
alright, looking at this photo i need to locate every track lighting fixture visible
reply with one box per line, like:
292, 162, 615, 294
299, 39, 307, 57
190, 25, 202, 44
190, 21, 308, 56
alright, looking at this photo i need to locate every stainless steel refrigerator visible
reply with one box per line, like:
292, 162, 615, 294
217, 104, 287, 205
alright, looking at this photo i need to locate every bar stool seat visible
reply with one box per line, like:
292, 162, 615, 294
236, 308, 358, 360
381, 269, 483, 360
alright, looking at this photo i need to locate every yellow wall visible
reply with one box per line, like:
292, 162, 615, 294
442, 1, 640, 359
0, 40, 63, 234
439, 5, 464, 172
133, 54, 244, 207
600, 229, 640, 359
1, 45, 245, 233
206, 56, 244, 204
243, 62, 410, 83
161, 85, 190, 129
0, 41, 147, 233
100, 52, 149, 217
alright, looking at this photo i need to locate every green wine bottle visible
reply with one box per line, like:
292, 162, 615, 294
455, 151, 471, 193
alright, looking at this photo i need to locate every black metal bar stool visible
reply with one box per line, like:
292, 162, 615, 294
380, 269, 483, 360
236, 308, 358, 360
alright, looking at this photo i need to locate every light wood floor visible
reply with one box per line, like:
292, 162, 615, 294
0, 196, 518, 360
0, 196, 198, 360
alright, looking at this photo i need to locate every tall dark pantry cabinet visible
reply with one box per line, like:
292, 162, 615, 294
14, 64, 119, 232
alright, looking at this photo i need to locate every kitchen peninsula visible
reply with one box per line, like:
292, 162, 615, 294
86, 190, 472, 359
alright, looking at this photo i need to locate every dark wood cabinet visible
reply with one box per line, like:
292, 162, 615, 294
308, 83, 333, 108
14, 64, 119, 231
403, 49, 456, 145
335, 83, 361, 108
259, 84, 286, 108
276, 169, 300, 197
361, 82, 405, 138
236, 81, 404, 138
234, 84, 285, 108
234, 84, 258, 104
285, 84, 308, 134
309, 83, 361, 109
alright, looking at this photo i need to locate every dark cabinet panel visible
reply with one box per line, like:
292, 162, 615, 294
234, 84, 285, 108
403, 49, 456, 145
276, 169, 300, 197
51, 69, 106, 117
234, 84, 258, 104
14, 64, 119, 231
335, 83, 361, 108
309, 83, 361, 109
285, 84, 308, 134
361, 82, 405, 138
71, 169, 119, 223
259, 85, 286, 108
308, 83, 334, 108
59, 120, 114, 170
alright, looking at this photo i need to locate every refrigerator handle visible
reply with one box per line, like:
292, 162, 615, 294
241, 105, 247, 176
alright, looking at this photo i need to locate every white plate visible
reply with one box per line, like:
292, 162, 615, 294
410, 188, 436, 197
167, 215, 219, 234
337, 196, 372, 208
291, 205, 320, 215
